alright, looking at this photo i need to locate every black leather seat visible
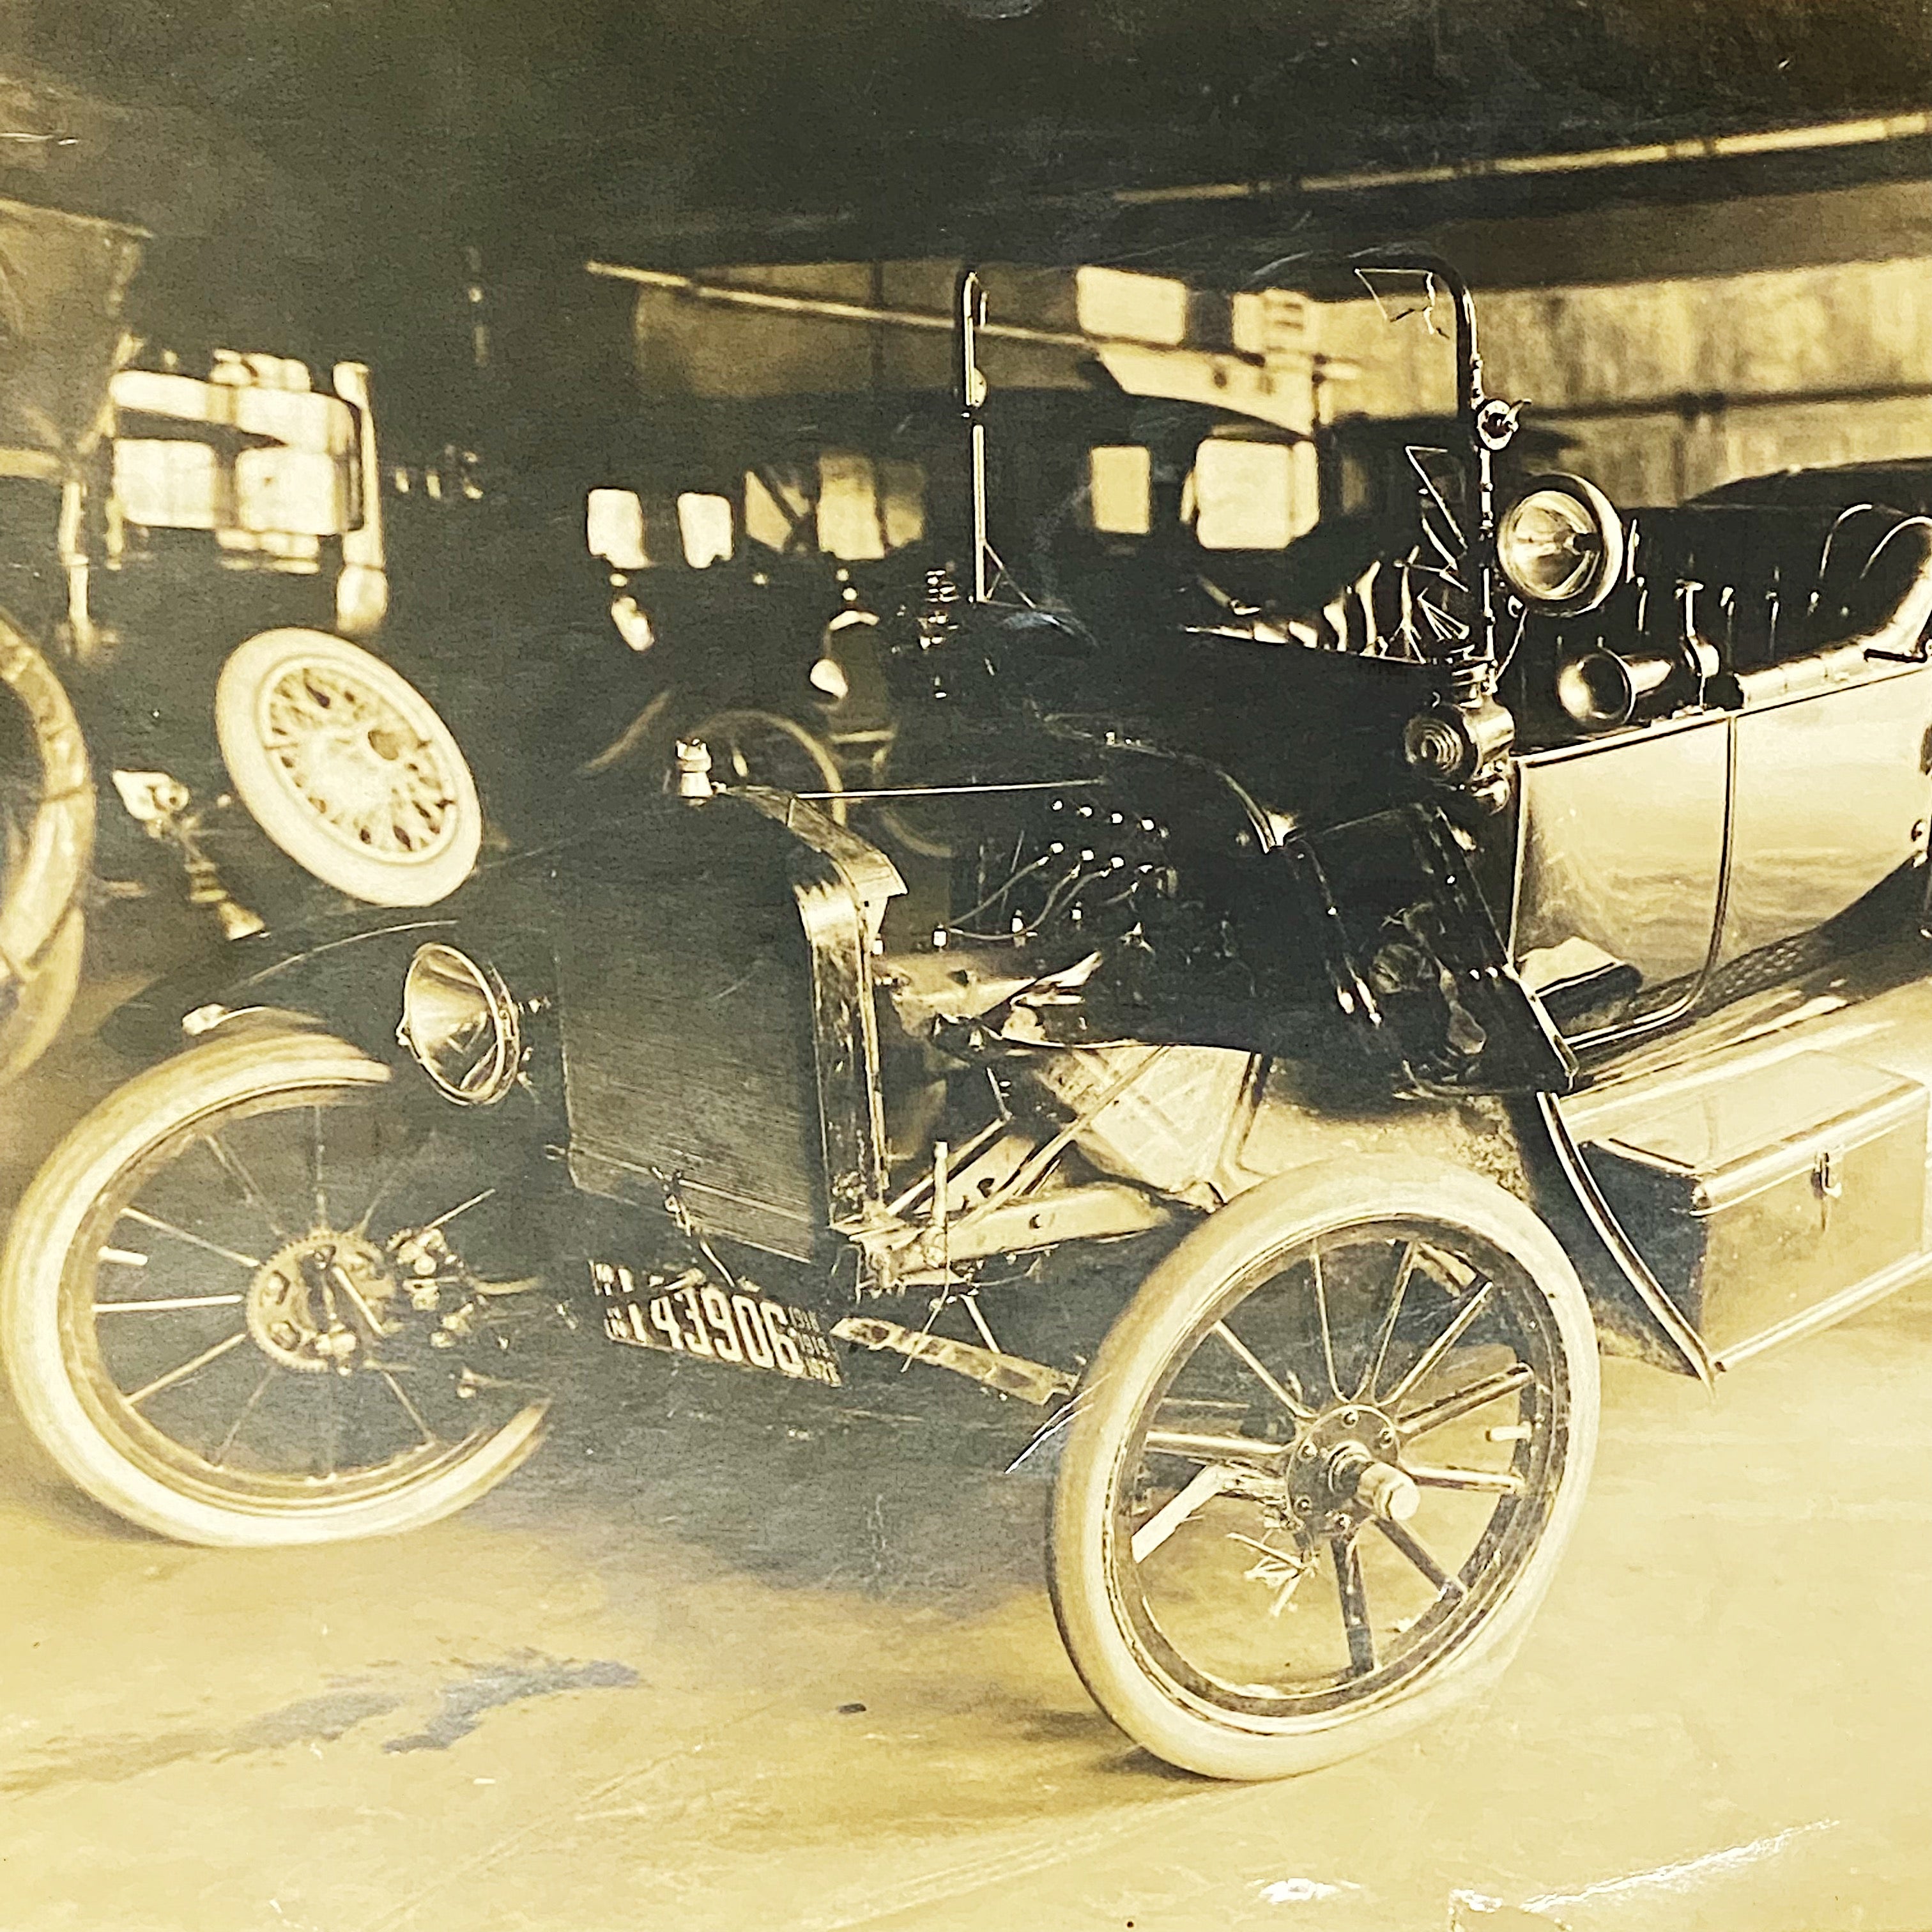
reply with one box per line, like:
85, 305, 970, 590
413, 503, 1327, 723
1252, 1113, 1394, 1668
1807, 503, 1932, 657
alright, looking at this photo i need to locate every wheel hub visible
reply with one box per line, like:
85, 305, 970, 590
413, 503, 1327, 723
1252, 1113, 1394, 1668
1285, 1403, 1416, 1530
300, 730, 410, 820
246, 1230, 398, 1374
264, 664, 454, 857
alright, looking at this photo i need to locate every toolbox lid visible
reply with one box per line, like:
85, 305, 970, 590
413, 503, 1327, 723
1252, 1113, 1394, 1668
1588, 1050, 1928, 1214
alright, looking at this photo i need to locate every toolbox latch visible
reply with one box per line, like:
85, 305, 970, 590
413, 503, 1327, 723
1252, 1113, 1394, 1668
1813, 1146, 1844, 1205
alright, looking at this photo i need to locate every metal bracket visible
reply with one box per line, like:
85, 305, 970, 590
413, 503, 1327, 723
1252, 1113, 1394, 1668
832, 1314, 1075, 1405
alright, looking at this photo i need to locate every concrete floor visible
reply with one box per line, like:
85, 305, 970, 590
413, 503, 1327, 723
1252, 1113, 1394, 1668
4, 990, 1931, 1932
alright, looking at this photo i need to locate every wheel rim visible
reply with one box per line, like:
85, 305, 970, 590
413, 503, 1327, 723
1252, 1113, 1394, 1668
256, 656, 465, 865
692, 711, 846, 822
59, 1075, 549, 1515
1106, 1218, 1571, 1725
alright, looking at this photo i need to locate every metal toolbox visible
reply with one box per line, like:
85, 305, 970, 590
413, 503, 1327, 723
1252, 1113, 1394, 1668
1581, 1050, 1928, 1358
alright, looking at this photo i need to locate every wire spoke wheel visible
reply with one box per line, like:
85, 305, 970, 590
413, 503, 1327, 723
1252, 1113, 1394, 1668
1, 1031, 549, 1544
1049, 1158, 1597, 1779
216, 629, 482, 906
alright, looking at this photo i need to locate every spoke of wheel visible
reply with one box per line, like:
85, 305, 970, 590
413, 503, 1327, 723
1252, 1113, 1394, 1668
125, 1330, 251, 1409
1406, 1463, 1524, 1496
421, 1186, 496, 1234
1331, 1536, 1376, 1675
352, 1130, 432, 1236
1130, 1462, 1238, 1563
1397, 1361, 1534, 1441
1380, 1275, 1496, 1408
211, 1365, 279, 1468
309, 1106, 328, 1230
121, 1208, 261, 1272
319, 1376, 341, 1478
1355, 1241, 1420, 1402
1143, 1428, 1290, 1470
1211, 1320, 1313, 1422
1374, 1516, 1468, 1600
96, 1294, 247, 1314
197, 1132, 289, 1239
378, 1369, 437, 1447
328, 1267, 392, 1341
1309, 1244, 1341, 1399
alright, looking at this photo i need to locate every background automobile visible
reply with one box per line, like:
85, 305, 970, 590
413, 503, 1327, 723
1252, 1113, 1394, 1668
0, 196, 489, 1087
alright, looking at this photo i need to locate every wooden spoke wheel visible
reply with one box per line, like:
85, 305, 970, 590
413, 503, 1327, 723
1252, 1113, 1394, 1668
215, 629, 482, 907
1, 1029, 551, 1545
1049, 1158, 1597, 1779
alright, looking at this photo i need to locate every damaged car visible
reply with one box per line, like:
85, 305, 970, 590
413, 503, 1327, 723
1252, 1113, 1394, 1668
9, 250, 1932, 1781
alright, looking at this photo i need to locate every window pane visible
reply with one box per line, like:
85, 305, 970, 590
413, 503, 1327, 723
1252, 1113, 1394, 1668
586, 487, 649, 569
817, 450, 885, 561
1192, 440, 1319, 551
1089, 445, 1152, 535
677, 491, 735, 568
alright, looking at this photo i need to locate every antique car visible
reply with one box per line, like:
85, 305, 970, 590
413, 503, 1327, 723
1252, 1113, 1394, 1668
0, 194, 489, 1087
8, 250, 1932, 1783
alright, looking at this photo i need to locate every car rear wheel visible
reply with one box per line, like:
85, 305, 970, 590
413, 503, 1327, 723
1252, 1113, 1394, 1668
215, 628, 482, 907
1, 1028, 551, 1545
1048, 1156, 1597, 1780
1, 613, 93, 1084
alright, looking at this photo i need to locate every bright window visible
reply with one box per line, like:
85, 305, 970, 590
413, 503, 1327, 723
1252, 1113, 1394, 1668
1191, 439, 1319, 551
1089, 445, 1153, 535
676, 492, 735, 569
586, 487, 648, 569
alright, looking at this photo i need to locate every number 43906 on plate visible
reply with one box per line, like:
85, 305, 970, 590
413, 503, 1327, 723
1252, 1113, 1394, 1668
590, 1260, 843, 1386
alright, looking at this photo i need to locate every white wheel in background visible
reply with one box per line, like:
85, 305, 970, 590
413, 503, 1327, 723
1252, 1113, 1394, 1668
1, 613, 93, 1085
690, 709, 847, 823
215, 629, 482, 906
0, 906, 84, 1087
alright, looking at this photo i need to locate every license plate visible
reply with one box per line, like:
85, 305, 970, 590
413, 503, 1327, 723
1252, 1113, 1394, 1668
589, 1261, 843, 1386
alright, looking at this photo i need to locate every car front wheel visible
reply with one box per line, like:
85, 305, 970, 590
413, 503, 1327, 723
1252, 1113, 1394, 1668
1048, 1156, 1598, 1780
1, 1027, 552, 1545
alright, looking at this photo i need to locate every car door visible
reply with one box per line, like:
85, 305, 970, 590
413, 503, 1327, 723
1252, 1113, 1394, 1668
1508, 709, 1732, 1038
1719, 659, 1932, 966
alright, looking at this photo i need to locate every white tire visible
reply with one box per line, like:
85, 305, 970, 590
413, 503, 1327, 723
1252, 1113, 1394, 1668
1, 612, 93, 1083
0, 905, 84, 1086
690, 709, 847, 823
215, 629, 482, 906
1049, 1156, 1598, 1780
1, 1028, 548, 1545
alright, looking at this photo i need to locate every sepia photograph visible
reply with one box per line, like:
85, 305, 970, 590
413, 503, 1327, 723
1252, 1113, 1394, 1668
3, 3, 1932, 1926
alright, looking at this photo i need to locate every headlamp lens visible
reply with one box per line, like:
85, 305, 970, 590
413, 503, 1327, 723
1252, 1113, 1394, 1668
1496, 477, 1624, 615
399, 943, 520, 1105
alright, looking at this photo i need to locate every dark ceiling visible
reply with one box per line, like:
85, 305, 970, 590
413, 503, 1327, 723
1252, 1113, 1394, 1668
15, 0, 1932, 250
2, 0, 1927, 424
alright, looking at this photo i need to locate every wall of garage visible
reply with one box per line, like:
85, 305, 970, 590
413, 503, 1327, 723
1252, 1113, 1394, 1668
1475, 256, 1932, 504
628, 172, 1932, 516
